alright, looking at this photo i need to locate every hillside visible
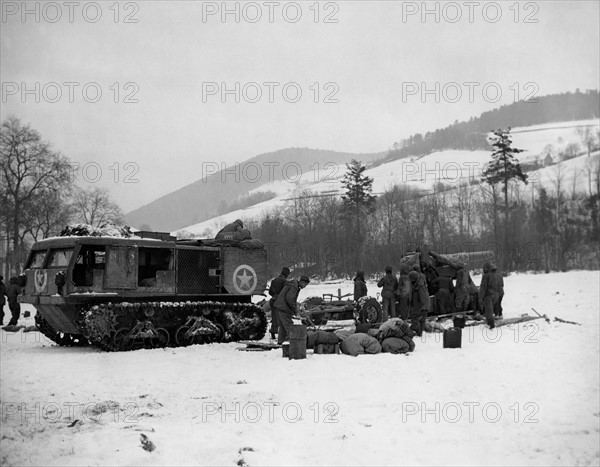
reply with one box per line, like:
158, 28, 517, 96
175, 119, 600, 237
383, 90, 599, 163
124, 148, 384, 231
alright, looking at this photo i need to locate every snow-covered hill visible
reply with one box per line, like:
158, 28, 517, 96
175, 119, 600, 237
1, 270, 598, 466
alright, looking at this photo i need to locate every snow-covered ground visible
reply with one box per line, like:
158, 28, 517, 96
1, 270, 599, 466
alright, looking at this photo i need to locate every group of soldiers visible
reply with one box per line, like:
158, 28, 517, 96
367, 260, 505, 332
265, 259, 505, 342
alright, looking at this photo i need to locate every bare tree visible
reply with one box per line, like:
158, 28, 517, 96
561, 142, 581, 161
454, 181, 475, 241
550, 164, 567, 269
577, 126, 599, 158
0, 115, 73, 273
71, 186, 123, 227
378, 184, 404, 245
584, 155, 600, 196
551, 164, 564, 227
570, 167, 581, 200
23, 189, 74, 241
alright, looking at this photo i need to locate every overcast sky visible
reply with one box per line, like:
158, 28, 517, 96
1, 0, 599, 212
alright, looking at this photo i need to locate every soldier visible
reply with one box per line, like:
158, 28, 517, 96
377, 267, 399, 321
353, 271, 368, 301
491, 263, 504, 319
6, 276, 21, 326
215, 219, 244, 240
273, 275, 310, 345
478, 262, 499, 328
268, 267, 290, 340
412, 264, 427, 287
0, 275, 6, 325
433, 274, 454, 315
408, 270, 430, 337
454, 261, 470, 312
396, 264, 412, 320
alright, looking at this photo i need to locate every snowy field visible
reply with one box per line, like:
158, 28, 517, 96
1, 270, 599, 466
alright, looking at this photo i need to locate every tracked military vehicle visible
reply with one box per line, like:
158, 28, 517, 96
19, 229, 269, 351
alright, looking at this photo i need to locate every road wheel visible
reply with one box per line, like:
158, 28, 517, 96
359, 298, 382, 324
113, 328, 133, 351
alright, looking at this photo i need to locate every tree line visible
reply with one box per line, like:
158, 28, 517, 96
247, 130, 600, 279
1, 116, 123, 276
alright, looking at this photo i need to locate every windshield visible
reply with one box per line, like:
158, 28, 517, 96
27, 250, 47, 269
48, 249, 73, 268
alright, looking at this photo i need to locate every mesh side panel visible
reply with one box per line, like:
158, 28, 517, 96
177, 249, 221, 294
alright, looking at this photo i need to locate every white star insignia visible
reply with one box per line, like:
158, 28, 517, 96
237, 269, 254, 290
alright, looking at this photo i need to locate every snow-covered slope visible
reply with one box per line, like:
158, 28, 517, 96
175, 119, 599, 237
1, 270, 598, 466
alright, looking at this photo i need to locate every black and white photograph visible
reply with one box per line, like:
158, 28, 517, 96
1, 1, 599, 465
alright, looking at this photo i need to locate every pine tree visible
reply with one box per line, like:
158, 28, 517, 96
482, 127, 528, 268
340, 159, 376, 244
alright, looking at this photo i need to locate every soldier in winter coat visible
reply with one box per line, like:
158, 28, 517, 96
491, 263, 504, 318
0, 275, 6, 325
433, 275, 454, 315
412, 264, 427, 287
268, 267, 290, 339
215, 219, 244, 240
6, 276, 21, 326
353, 271, 368, 301
479, 262, 499, 328
377, 267, 399, 321
273, 275, 310, 344
396, 264, 412, 320
454, 261, 470, 312
409, 270, 430, 336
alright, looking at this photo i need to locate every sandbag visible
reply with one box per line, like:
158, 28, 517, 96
315, 330, 340, 345
233, 229, 252, 241
306, 331, 318, 349
378, 318, 416, 340
340, 333, 382, 356
381, 337, 410, 354
334, 329, 354, 341
239, 239, 264, 249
